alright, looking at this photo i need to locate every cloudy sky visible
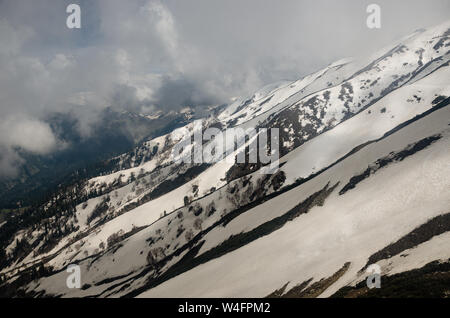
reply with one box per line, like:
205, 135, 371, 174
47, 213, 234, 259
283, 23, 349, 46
0, 0, 449, 176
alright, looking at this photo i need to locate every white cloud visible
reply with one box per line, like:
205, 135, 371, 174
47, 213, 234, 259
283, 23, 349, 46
0, 116, 63, 177
0, 117, 58, 154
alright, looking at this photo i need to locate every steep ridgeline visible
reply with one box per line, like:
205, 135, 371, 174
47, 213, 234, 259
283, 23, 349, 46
0, 21, 449, 298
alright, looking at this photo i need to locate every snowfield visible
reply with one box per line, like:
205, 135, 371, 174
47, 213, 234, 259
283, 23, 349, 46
138, 106, 450, 298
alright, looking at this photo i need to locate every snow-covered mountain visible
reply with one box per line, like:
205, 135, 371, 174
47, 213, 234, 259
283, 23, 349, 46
0, 106, 199, 211
1, 21, 449, 298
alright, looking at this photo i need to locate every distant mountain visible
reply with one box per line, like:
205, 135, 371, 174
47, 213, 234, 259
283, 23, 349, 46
0, 107, 199, 209
0, 21, 449, 298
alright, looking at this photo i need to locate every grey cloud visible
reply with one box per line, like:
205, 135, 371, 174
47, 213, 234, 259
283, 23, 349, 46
152, 76, 221, 111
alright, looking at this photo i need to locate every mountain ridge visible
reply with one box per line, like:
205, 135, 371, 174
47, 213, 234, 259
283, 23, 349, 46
1, 20, 449, 298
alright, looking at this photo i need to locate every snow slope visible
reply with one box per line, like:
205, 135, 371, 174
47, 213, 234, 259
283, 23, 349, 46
139, 105, 450, 298
1, 21, 449, 298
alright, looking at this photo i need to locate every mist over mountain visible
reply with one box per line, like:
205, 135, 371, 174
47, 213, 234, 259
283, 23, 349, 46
0, 16, 449, 298
0, 107, 198, 209
1, 0, 449, 179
